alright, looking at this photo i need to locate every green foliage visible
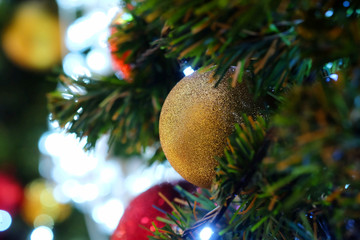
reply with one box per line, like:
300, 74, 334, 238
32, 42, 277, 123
213, 115, 268, 204
297, 1, 360, 66
132, 0, 303, 97
48, 0, 360, 161
153, 77, 360, 239
47, 73, 173, 162
47, 1, 360, 238
149, 186, 218, 240
48, 10, 182, 161
131, 0, 360, 97
266, 78, 360, 239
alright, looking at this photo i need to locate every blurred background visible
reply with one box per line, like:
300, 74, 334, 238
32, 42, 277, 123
0, 0, 181, 239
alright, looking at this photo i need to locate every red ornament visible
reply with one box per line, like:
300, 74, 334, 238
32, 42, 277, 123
111, 181, 195, 240
0, 172, 23, 215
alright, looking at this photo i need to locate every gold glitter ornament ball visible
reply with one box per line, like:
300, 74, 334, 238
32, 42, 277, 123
159, 67, 261, 188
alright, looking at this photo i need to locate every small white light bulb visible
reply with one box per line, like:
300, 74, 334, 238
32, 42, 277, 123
199, 226, 214, 240
183, 66, 195, 76
329, 73, 338, 81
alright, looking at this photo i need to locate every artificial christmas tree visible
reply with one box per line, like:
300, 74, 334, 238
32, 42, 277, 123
48, 0, 360, 239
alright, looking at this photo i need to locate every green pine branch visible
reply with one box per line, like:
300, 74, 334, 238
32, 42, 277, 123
46, 2, 360, 237
129, 0, 359, 97
146, 65, 360, 238
213, 115, 269, 204
48, 0, 359, 162
47, 10, 182, 160
47, 73, 173, 162
266, 78, 360, 239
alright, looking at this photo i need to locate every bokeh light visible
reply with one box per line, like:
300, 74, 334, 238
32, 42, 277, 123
62, 53, 91, 79
65, 11, 109, 52
92, 198, 124, 233
199, 226, 214, 240
325, 9, 334, 17
0, 210, 12, 231
30, 226, 54, 240
86, 48, 112, 75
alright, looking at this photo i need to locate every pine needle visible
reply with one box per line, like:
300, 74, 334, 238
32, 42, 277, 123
158, 192, 181, 216
238, 195, 258, 215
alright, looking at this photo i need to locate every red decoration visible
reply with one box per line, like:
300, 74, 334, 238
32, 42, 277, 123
109, 23, 132, 82
0, 172, 23, 215
110, 50, 132, 81
111, 181, 195, 240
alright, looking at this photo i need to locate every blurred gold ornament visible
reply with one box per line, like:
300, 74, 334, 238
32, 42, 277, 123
159, 67, 261, 188
2, 2, 62, 71
21, 180, 71, 226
